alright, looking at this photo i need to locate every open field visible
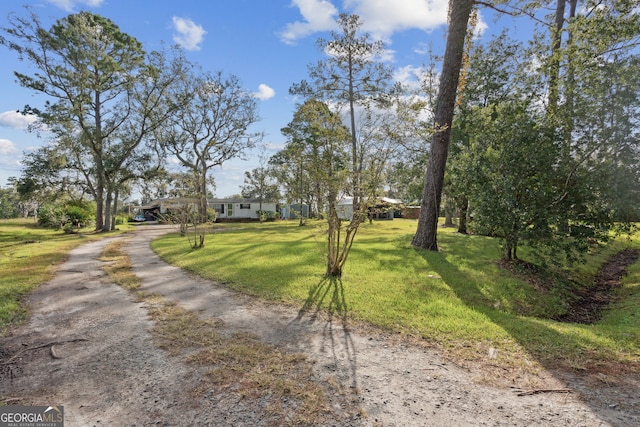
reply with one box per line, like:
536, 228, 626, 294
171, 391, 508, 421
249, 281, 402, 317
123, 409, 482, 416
152, 219, 640, 375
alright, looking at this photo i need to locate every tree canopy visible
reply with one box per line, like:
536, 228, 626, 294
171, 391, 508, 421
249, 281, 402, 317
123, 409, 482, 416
157, 69, 262, 223
1, 9, 185, 231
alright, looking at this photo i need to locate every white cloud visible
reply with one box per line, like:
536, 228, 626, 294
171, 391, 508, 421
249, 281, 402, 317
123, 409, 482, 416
172, 17, 207, 51
343, 0, 449, 41
473, 11, 488, 38
0, 139, 18, 156
394, 65, 425, 89
46, 0, 104, 12
281, 1, 488, 61
0, 111, 37, 130
253, 84, 276, 101
279, 0, 339, 45
413, 42, 432, 56
378, 48, 396, 63
0, 139, 22, 182
265, 142, 286, 151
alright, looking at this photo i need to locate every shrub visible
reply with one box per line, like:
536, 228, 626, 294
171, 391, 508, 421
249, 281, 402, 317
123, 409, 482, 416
37, 201, 94, 230
207, 207, 218, 223
257, 210, 277, 222
65, 205, 92, 228
37, 204, 67, 229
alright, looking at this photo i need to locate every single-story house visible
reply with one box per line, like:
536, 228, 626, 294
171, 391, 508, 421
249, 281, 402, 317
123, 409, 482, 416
209, 198, 278, 221
140, 197, 200, 220
337, 197, 402, 220
374, 197, 404, 220
336, 197, 404, 221
141, 197, 279, 222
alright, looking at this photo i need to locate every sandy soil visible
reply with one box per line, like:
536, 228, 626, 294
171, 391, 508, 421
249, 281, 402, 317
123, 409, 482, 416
1, 224, 638, 426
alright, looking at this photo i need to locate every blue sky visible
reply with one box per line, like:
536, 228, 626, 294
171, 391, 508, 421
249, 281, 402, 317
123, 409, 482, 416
0, 0, 525, 198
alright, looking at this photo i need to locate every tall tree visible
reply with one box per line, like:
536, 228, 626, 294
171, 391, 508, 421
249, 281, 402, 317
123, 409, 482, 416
291, 14, 395, 212
290, 13, 396, 277
385, 53, 440, 204
448, 31, 522, 234
99, 48, 186, 230
1, 9, 183, 231
159, 69, 262, 222
452, 6, 640, 262
412, 0, 475, 250
16, 144, 86, 207
269, 143, 312, 222
281, 99, 351, 276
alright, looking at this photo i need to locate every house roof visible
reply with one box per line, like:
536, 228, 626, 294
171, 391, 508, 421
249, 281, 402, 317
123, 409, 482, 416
208, 198, 278, 204
147, 197, 199, 205
380, 197, 403, 205
337, 197, 404, 206
146, 197, 278, 205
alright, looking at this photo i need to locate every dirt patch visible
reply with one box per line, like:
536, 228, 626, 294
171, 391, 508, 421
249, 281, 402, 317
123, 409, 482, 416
1, 225, 639, 426
555, 249, 640, 324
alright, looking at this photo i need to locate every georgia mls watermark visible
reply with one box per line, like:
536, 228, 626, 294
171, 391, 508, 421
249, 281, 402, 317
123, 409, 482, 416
0, 406, 64, 427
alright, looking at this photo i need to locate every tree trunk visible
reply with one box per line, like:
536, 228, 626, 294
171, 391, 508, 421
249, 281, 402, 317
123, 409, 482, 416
95, 176, 104, 232
325, 188, 362, 278
299, 160, 305, 225
548, 0, 566, 114
443, 195, 455, 227
326, 197, 342, 277
504, 241, 513, 261
412, 0, 474, 250
259, 198, 264, 223
348, 64, 360, 216
199, 168, 208, 223
504, 236, 520, 261
111, 188, 119, 231
102, 190, 112, 232
458, 195, 468, 234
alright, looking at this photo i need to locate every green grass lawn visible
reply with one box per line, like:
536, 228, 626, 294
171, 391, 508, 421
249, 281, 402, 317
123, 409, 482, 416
0, 218, 131, 335
152, 219, 640, 374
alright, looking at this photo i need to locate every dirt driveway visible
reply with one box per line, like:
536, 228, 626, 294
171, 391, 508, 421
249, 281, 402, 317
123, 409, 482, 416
1, 224, 638, 426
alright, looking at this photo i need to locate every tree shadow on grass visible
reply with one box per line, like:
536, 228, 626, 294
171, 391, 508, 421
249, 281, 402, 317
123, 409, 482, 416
413, 248, 640, 426
298, 276, 348, 321
295, 276, 359, 390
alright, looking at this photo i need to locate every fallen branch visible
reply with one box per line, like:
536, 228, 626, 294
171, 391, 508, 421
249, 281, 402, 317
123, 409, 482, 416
0, 338, 87, 365
516, 388, 572, 396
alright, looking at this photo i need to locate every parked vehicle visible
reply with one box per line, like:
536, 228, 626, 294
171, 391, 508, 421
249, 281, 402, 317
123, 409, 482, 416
133, 214, 146, 222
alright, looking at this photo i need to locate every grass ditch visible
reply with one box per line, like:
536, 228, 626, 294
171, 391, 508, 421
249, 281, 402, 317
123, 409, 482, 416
99, 239, 352, 425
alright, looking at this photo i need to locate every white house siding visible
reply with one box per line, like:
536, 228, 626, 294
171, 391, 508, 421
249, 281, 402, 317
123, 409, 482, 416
209, 199, 277, 220
337, 197, 354, 220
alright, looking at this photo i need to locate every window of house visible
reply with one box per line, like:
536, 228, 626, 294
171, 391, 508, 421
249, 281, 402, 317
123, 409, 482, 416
239, 203, 251, 209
